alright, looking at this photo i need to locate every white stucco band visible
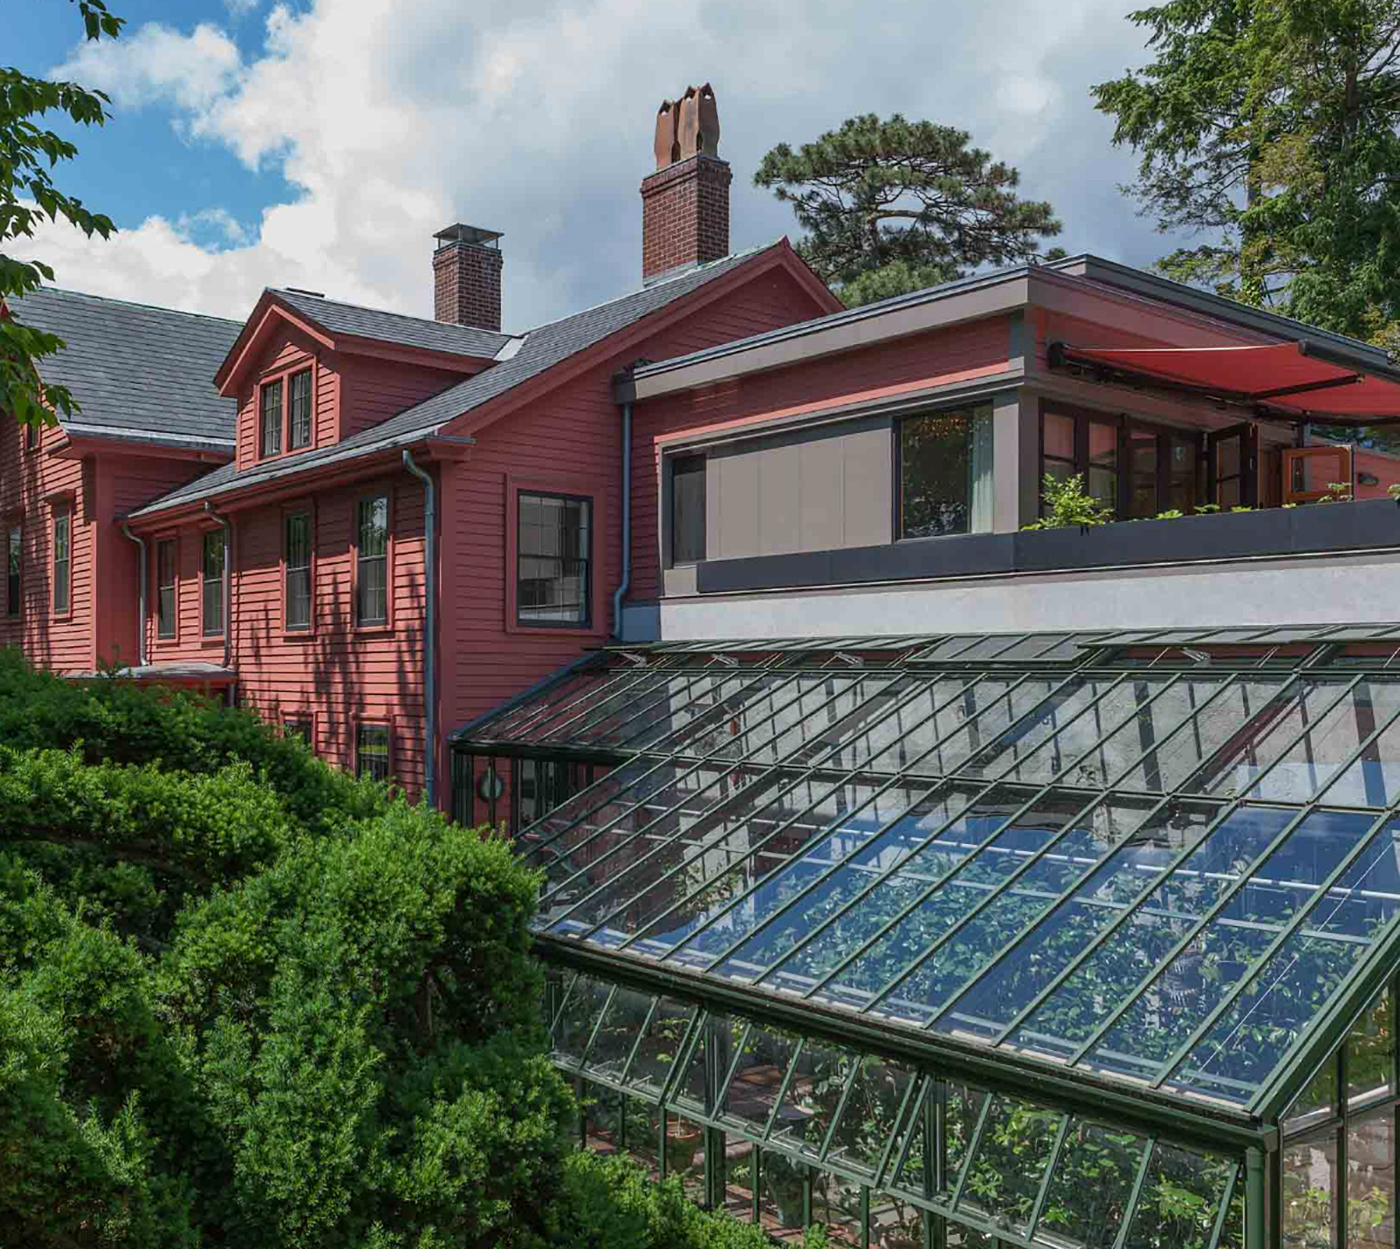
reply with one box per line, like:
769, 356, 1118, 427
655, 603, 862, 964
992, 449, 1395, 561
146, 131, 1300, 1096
639, 550, 1400, 641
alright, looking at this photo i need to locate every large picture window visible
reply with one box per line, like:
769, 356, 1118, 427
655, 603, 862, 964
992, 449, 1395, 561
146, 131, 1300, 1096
517, 492, 591, 626
898, 405, 993, 539
284, 511, 312, 630
670, 455, 706, 564
52, 512, 70, 615
260, 379, 283, 457
6, 526, 19, 618
202, 530, 225, 636
356, 495, 389, 626
156, 539, 177, 639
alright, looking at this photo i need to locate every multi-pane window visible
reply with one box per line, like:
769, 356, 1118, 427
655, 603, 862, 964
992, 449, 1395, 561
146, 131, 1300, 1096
899, 405, 994, 539
156, 539, 177, 639
517, 492, 591, 626
260, 379, 283, 457
25, 423, 37, 452
284, 511, 312, 630
6, 527, 19, 617
670, 455, 706, 564
52, 513, 70, 614
202, 530, 225, 636
356, 496, 389, 626
284, 717, 312, 747
357, 723, 390, 782
289, 369, 313, 450
517, 758, 578, 828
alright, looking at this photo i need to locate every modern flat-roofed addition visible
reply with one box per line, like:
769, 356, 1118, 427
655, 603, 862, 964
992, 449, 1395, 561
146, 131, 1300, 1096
620, 255, 1400, 645
456, 627, 1400, 1249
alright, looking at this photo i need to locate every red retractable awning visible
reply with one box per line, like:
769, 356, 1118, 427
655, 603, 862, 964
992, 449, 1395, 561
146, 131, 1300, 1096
1051, 341, 1400, 425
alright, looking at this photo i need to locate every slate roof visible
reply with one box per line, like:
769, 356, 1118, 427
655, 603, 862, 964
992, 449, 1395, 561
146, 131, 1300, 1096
269, 288, 511, 360
129, 243, 780, 518
10, 286, 242, 446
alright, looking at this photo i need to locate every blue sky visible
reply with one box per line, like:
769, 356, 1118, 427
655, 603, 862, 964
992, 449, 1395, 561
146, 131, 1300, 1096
13, 0, 1171, 331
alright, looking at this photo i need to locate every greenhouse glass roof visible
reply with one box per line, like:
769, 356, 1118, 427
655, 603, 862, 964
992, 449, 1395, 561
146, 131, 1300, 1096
456, 627, 1400, 1143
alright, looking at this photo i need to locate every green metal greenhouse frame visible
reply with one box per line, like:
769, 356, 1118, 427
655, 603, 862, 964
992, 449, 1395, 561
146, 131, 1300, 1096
452, 625, 1400, 1248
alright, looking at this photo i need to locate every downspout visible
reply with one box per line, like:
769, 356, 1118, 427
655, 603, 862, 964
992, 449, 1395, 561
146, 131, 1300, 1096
119, 521, 147, 668
203, 500, 232, 671
402, 450, 436, 809
612, 400, 633, 638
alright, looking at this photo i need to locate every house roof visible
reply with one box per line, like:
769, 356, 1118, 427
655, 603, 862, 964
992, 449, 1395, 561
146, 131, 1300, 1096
10, 286, 241, 448
128, 243, 784, 519
624, 252, 1392, 397
269, 287, 512, 360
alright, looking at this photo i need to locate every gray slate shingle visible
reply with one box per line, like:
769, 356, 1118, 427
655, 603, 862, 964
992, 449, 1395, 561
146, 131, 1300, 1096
271, 288, 511, 359
130, 244, 778, 518
11, 287, 241, 445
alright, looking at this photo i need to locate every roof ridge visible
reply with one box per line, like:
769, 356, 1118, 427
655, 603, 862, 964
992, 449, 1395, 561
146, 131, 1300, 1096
270, 286, 511, 338
21, 285, 244, 326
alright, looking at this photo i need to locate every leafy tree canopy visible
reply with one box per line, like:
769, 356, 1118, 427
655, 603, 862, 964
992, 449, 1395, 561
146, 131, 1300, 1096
0, 651, 780, 1249
755, 113, 1064, 307
2, 1, 122, 431
1095, 0, 1400, 342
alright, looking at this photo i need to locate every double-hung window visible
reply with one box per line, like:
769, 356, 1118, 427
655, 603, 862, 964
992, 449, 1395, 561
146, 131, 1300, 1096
670, 455, 706, 564
202, 530, 226, 636
285, 511, 312, 630
6, 527, 19, 617
356, 496, 389, 626
517, 492, 591, 626
357, 723, 391, 782
156, 539, 177, 639
52, 513, 70, 615
260, 379, 283, 457
289, 369, 313, 450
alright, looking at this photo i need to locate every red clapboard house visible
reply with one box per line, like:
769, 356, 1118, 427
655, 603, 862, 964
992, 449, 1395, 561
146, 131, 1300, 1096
0, 85, 839, 806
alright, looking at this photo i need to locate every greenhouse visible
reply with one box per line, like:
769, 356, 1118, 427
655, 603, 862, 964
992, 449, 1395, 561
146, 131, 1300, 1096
451, 626, 1400, 1248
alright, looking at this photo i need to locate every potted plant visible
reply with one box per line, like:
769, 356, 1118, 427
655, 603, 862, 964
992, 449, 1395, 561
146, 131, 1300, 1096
763, 1149, 808, 1227
664, 1117, 702, 1176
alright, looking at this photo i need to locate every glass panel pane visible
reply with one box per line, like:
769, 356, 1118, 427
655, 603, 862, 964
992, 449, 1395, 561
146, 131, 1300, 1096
766, 1041, 855, 1161
627, 998, 697, 1099
720, 1024, 802, 1133
1083, 809, 1378, 1087
583, 1082, 623, 1157
1349, 1112, 1396, 1248
1037, 1121, 1147, 1249
1285, 1056, 1340, 1136
1009, 804, 1298, 1060
870, 1200, 923, 1249
1348, 986, 1395, 1105
624, 1096, 661, 1179
667, 1112, 706, 1201
818, 678, 976, 773
671, 454, 706, 564
552, 975, 611, 1067
825, 1056, 919, 1179
584, 986, 653, 1081
1128, 429, 1159, 519
1170, 818, 1400, 1103
941, 799, 1220, 1042
1284, 1133, 1337, 1249
956, 1096, 1060, 1233
760, 1147, 807, 1236
900, 678, 1073, 778
902, 410, 971, 539
1044, 411, 1075, 460
811, 1168, 862, 1247
722, 1131, 757, 1223
1126, 1143, 1234, 1249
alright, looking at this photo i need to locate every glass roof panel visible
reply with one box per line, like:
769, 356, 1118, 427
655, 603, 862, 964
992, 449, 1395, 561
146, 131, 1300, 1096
461, 629, 1400, 1119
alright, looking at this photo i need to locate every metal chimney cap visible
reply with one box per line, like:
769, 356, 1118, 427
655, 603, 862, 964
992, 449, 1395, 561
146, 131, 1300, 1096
434, 223, 504, 249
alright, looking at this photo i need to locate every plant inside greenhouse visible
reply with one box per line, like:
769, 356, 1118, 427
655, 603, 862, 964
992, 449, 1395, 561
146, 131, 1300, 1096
454, 624, 1400, 1248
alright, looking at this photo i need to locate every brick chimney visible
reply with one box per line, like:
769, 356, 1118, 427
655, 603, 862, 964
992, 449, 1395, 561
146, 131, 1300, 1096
432, 224, 503, 331
640, 84, 731, 285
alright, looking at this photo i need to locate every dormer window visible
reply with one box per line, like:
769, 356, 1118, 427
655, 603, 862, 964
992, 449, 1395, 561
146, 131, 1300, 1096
260, 379, 283, 457
257, 366, 314, 459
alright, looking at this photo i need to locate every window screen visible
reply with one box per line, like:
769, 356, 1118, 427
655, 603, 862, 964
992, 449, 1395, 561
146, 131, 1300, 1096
52, 513, 70, 614
156, 539, 176, 638
285, 512, 312, 630
356, 496, 388, 625
261, 379, 283, 457
289, 370, 313, 450
670, 455, 706, 564
202, 530, 225, 636
517, 493, 591, 626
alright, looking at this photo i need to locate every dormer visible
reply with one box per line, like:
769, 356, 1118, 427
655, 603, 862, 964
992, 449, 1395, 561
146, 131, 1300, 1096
215, 227, 510, 469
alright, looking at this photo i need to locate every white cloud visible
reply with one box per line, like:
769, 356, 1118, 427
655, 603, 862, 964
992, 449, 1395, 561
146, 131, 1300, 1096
224, 0, 261, 16
32, 0, 1161, 330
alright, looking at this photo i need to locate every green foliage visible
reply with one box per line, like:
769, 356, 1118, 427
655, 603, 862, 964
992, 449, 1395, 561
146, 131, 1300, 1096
2, 1, 124, 430
1095, 0, 1400, 385
1021, 473, 1114, 530
754, 113, 1061, 307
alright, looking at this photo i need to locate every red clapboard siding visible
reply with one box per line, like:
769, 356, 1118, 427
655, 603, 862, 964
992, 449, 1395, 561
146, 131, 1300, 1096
340, 356, 464, 441
629, 315, 1011, 601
